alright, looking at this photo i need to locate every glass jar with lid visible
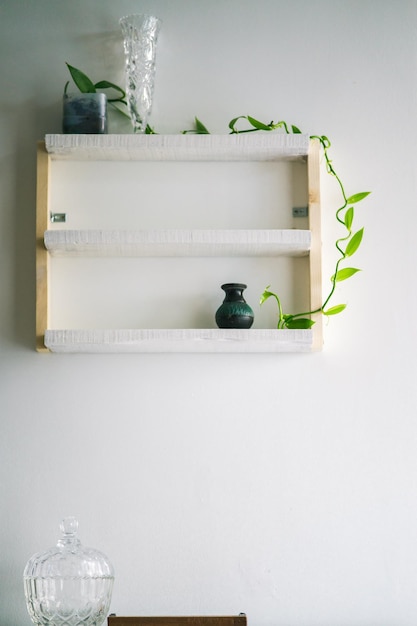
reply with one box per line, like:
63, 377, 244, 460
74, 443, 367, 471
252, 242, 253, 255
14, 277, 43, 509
23, 517, 114, 626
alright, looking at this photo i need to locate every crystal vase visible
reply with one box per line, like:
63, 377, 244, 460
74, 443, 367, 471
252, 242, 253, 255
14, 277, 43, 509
119, 13, 162, 133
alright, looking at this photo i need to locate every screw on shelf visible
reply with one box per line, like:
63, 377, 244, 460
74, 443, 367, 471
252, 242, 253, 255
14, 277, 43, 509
292, 206, 308, 218
50, 212, 66, 223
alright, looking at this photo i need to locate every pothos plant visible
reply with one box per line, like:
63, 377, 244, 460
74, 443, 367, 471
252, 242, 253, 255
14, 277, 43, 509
180, 115, 370, 330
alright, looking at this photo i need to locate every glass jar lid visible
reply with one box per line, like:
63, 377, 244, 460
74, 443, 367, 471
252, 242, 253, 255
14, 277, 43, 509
24, 517, 114, 579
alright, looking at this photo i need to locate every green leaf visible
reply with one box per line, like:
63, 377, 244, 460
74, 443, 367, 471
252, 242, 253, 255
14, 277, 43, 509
344, 206, 354, 230
94, 80, 126, 102
273, 120, 289, 133
285, 317, 315, 329
346, 191, 370, 204
195, 117, 210, 134
323, 304, 347, 316
66, 63, 96, 93
319, 135, 331, 149
345, 227, 364, 257
332, 267, 361, 282
228, 116, 245, 132
259, 289, 274, 305
247, 116, 272, 131
291, 125, 302, 134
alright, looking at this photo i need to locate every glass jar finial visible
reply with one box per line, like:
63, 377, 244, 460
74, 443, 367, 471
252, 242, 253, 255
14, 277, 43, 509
60, 516, 78, 535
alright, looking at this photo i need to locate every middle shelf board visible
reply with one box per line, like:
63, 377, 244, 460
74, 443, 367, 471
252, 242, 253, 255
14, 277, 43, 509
44, 229, 311, 257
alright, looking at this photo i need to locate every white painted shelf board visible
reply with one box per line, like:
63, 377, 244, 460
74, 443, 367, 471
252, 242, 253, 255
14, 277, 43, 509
44, 329, 314, 353
44, 133, 310, 162
44, 229, 311, 257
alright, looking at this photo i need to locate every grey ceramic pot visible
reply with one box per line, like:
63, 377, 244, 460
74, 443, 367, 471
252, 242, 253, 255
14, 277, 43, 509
63, 93, 108, 134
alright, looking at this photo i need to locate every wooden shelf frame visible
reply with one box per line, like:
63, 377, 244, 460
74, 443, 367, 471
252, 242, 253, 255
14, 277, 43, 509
306, 137, 322, 350
36, 141, 50, 352
107, 616, 247, 626
36, 133, 322, 354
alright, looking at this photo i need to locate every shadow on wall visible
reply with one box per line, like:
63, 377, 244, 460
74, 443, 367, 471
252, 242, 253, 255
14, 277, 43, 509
8, 101, 60, 350
64, 30, 143, 134
11, 103, 39, 350
2, 562, 29, 626
7, 28, 134, 351
63, 30, 128, 108
75, 29, 127, 80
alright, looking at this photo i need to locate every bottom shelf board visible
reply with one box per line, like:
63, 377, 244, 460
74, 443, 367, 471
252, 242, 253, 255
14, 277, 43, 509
43, 328, 314, 353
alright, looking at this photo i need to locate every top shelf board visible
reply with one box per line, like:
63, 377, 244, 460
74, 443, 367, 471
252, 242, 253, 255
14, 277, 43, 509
44, 133, 310, 162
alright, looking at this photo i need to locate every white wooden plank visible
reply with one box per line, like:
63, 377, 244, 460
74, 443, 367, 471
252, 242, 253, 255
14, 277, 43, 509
44, 229, 311, 257
44, 133, 310, 161
44, 329, 314, 353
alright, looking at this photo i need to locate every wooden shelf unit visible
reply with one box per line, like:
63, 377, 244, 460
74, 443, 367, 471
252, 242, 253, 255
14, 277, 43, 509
36, 133, 322, 354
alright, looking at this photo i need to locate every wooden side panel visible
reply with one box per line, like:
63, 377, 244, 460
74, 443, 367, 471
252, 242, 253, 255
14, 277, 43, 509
36, 141, 50, 352
307, 138, 323, 350
108, 617, 247, 626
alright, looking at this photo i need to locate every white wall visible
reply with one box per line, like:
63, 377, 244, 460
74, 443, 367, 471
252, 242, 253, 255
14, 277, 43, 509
1, 1, 417, 624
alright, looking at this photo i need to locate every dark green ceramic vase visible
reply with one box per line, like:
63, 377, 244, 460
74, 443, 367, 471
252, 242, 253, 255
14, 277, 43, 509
215, 283, 254, 329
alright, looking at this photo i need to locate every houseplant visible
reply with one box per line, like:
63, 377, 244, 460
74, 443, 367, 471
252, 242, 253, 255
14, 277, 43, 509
63, 63, 127, 134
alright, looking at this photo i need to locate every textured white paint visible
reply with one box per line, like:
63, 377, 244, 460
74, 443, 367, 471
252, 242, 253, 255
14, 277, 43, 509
45, 132, 310, 160
1, 2, 417, 626
44, 328, 313, 353
44, 229, 311, 257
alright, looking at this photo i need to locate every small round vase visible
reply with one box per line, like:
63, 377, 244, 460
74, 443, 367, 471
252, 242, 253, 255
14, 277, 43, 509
63, 93, 108, 134
215, 283, 254, 329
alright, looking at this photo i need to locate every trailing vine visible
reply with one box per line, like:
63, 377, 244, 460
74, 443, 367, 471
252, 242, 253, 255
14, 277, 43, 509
180, 115, 370, 330
61, 78, 368, 330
